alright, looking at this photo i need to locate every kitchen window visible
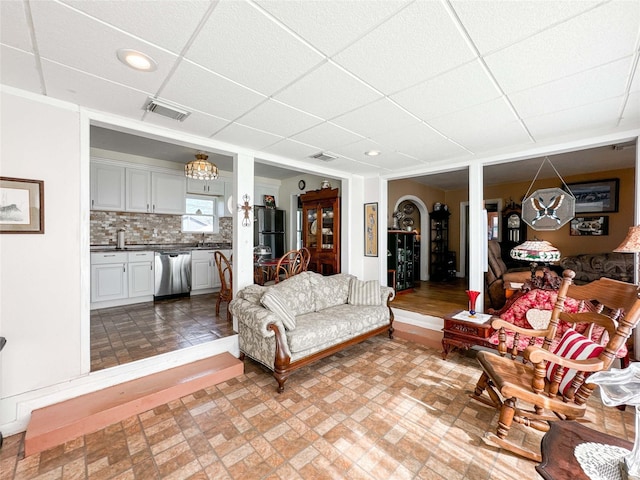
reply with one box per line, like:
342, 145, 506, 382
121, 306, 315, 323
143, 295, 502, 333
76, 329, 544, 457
182, 195, 219, 233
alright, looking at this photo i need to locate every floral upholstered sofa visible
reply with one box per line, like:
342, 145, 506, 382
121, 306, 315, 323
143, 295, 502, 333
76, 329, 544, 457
229, 271, 395, 392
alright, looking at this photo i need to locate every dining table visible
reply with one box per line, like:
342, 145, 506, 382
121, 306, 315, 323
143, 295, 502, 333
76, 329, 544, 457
254, 257, 290, 285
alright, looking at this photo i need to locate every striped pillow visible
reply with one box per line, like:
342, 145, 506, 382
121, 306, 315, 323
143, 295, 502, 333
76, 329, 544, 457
545, 329, 604, 396
261, 290, 296, 330
348, 279, 381, 306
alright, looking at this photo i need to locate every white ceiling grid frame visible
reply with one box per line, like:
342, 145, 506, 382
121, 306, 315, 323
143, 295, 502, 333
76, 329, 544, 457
183, 0, 325, 97
0, 45, 42, 93
615, 22, 640, 125
482, 1, 640, 94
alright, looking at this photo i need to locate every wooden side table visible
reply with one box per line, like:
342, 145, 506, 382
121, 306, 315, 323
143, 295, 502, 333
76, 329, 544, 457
441, 310, 495, 359
536, 421, 632, 480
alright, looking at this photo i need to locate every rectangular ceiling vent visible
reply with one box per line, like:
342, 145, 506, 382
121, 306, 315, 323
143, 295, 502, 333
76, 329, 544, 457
144, 97, 191, 121
310, 151, 338, 162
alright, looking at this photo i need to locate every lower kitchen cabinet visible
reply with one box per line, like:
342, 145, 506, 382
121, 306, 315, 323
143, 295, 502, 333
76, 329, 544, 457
91, 252, 128, 304
191, 249, 231, 294
91, 251, 154, 309
127, 251, 154, 298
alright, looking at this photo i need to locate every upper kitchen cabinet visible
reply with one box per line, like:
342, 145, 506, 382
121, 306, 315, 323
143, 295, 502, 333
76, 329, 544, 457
91, 161, 125, 211
187, 177, 225, 196
126, 168, 151, 212
151, 172, 185, 214
90, 159, 186, 214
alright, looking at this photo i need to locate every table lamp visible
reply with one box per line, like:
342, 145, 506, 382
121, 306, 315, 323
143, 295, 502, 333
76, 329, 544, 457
510, 239, 561, 279
614, 226, 640, 284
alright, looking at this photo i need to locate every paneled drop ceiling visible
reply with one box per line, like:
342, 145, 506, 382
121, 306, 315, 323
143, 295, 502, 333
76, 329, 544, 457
1, 0, 639, 183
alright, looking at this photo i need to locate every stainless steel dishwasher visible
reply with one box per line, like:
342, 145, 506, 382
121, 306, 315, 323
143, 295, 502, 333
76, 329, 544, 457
154, 251, 191, 299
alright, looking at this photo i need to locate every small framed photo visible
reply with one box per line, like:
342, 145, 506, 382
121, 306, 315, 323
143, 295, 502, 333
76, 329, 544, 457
570, 216, 609, 236
364, 202, 378, 257
264, 194, 276, 209
566, 178, 619, 213
0, 177, 44, 234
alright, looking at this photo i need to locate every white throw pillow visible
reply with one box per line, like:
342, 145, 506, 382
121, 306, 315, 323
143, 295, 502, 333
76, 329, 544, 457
261, 289, 296, 330
348, 279, 381, 306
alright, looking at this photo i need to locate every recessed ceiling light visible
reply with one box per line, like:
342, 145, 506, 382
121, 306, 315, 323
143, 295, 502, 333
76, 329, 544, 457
365, 150, 381, 156
117, 49, 157, 72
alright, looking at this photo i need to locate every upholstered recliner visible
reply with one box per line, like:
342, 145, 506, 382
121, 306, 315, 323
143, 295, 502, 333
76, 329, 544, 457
486, 240, 534, 309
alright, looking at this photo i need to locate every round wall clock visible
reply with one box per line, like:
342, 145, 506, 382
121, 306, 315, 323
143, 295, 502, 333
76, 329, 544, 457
298, 180, 306, 190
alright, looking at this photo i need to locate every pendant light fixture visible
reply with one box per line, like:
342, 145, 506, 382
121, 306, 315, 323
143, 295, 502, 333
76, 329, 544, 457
185, 152, 218, 180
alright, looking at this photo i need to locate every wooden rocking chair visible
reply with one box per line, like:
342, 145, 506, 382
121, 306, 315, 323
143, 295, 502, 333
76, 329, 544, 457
470, 269, 640, 462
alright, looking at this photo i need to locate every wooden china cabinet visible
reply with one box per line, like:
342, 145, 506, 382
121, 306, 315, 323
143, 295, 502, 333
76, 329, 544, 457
301, 188, 341, 275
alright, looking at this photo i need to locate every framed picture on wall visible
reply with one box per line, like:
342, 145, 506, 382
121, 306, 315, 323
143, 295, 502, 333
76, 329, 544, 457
364, 202, 378, 257
566, 178, 619, 213
569, 216, 609, 236
0, 177, 44, 234
263, 194, 276, 209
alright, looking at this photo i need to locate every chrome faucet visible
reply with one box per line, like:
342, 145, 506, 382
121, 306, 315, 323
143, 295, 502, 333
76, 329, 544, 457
198, 233, 205, 247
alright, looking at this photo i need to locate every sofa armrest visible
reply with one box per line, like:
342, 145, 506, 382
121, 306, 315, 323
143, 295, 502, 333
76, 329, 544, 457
229, 298, 286, 338
380, 285, 395, 304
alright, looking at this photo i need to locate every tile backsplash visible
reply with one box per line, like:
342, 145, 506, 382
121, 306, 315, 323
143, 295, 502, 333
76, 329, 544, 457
90, 211, 232, 246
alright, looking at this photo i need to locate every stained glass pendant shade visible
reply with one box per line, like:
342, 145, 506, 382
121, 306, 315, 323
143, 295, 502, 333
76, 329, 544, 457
185, 153, 218, 180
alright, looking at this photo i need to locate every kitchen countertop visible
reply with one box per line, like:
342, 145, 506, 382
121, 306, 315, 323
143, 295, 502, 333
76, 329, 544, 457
90, 243, 232, 253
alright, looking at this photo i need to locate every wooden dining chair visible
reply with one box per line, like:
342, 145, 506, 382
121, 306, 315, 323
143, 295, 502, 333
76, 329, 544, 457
470, 269, 640, 462
214, 251, 233, 321
262, 249, 306, 285
299, 247, 311, 271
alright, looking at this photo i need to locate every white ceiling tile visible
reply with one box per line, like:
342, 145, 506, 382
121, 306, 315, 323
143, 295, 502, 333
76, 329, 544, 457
331, 98, 421, 138
255, 0, 411, 56
332, 139, 425, 170
290, 122, 364, 150
41, 59, 153, 120
390, 60, 502, 121
237, 99, 324, 138
161, 60, 265, 121
260, 139, 323, 161
0, 46, 42, 94
295, 156, 385, 175
630, 65, 640, 93
451, 1, 600, 55
1, 0, 32, 51
333, 1, 475, 94
185, 0, 323, 97
212, 123, 283, 151
447, 120, 533, 152
29, 1, 179, 94
510, 57, 633, 119
523, 97, 625, 138
485, 1, 640, 93
61, 0, 211, 54
620, 92, 640, 129
374, 122, 469, 162
428, 97, 520, 137
274, 62, 383, 119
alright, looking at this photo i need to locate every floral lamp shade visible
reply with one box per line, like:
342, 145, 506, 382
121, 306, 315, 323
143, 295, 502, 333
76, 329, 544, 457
614, 226, 640, 253
510, 239, 561, 263
522, 187, 575, 231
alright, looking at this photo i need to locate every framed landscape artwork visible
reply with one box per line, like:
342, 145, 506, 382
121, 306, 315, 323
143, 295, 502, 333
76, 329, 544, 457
566, 178, 619, 213
364, 202, 378, 257
0, 177, 44, 234
570, 216, 609, 236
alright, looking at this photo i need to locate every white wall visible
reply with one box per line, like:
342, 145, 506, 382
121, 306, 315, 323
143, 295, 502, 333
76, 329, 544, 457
0, 91, 84, 422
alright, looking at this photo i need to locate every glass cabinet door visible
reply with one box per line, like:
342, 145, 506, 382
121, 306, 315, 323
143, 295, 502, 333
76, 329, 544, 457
306, 207, 318, 249
320, 206, 335, 250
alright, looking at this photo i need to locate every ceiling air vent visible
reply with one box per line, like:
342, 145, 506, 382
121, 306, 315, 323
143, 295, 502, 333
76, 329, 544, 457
309, 151, 338, 162
144, 97, 191, 121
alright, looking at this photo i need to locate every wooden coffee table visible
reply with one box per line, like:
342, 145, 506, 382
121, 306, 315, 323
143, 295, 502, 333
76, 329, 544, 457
441, 310, 495, 359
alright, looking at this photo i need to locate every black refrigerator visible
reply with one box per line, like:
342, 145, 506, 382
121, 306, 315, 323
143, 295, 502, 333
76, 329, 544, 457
254, 207, 285, 259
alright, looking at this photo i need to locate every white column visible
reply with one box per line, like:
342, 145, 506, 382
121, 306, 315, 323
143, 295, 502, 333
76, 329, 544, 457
232, 153, 254, 333
468, 162, 486, 312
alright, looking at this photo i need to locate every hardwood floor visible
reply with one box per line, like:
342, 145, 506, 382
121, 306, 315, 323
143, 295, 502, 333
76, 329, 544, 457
390, 278, 476, 317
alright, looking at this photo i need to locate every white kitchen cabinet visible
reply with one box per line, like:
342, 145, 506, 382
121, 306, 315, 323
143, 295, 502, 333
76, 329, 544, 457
127, 251, 154, 297
191, 250, 216, 291
91, 162, 125, 211
152, 172, 185, 214
126, 168, 151, 212
191, 249, 231, 294
91, 252, 128, 303
187, 177, 225, 196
